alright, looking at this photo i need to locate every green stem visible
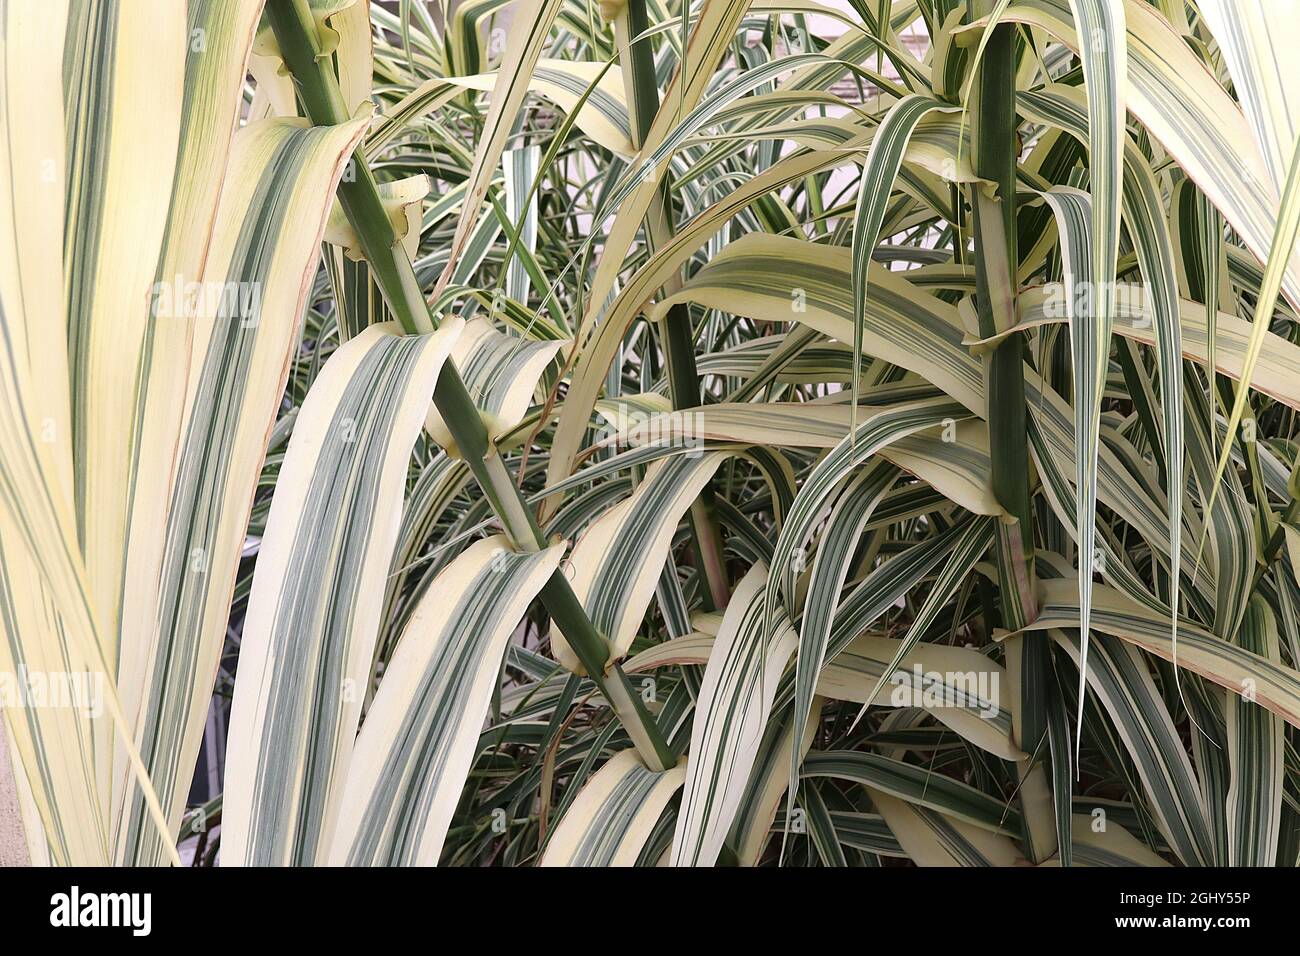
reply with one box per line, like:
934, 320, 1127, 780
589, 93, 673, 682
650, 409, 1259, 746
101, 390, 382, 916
265, 0, 674, 772
970, 14, 1035, 627
661, 301, 730, 610
618, 0, 731, 611
970, 6, 1053, 863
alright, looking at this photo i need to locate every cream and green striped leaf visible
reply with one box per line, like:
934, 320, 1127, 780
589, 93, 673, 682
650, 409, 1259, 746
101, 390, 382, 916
2, 0, 369, 865
503, 145, 540, 303
1030, 0, 1125, 748
625, 628, 1020, 760
1019, 83, 1185, 677
1226, 596, 1285, 866
425, 318, 566, 453
862, 786, 1022, 867
732, 701, 822, 865
673, 234, 1300, 416
540, 749, 685, 867
1027, 581, 1300, 731
551, 452, 729, 675
653, 233, 985, 412
544, 145, 865, 498
617, 400, 1002, 516
1, 0, 173, 865
366, 59, 630, 159
332, 536, 562, 865
1199, 135, 1300, 547
431, 0, 565, 300
1181, 371, 1255, 642
62, 0, 186, 656
850, 95, 961, 423
223, 319, 461, 866
1047, 629, 1211, 865
117, 112, 373, 865
996, 0, 1300, 309
789, 462, 894, 828
820, 634, 1020, 760
1051, 815, 1170, 868
762, 397, 971, 676
578, 0, 757, 342
168, 0, 379, 864
802, 751, 1023, 838
672, 564, 798, 866
378, 452, 473, 652
1197, 1, 1300, 201
652, 237, 1282, 607
848, 516, 995, 724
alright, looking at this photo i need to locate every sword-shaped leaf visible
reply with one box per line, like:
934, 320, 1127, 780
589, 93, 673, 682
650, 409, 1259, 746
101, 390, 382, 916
672, 564, 798, 866
332, 536, 562, 865
223, 319, 461, 866
540, 749, 685, 867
